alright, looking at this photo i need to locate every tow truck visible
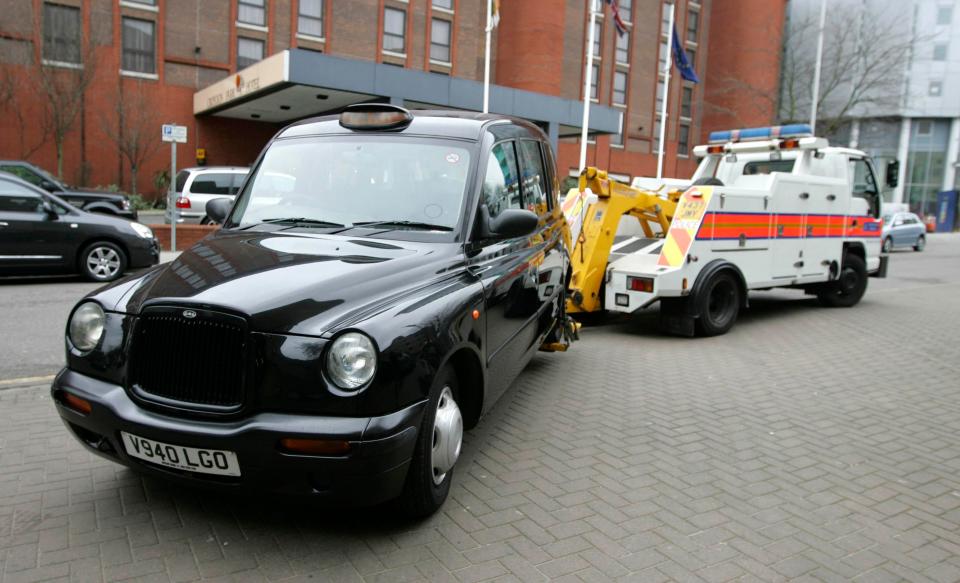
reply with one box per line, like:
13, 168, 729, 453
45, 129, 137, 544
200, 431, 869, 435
563, 125, 889, 336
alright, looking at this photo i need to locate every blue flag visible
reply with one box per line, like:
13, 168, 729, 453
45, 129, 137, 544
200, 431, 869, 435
672, 26, 699, 83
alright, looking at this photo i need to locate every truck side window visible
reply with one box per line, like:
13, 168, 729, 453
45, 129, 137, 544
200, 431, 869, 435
850, 158, 881, 218
517, 140, 548, 215
483, 141, 522, 218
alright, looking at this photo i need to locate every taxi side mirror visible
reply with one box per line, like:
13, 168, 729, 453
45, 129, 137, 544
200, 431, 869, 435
205, 197, 233, 224
479, 206, 538, 239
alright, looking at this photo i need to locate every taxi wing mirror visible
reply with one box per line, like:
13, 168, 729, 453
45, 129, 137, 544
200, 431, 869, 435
205, 197, 233, 224
41, 200, 58, 219
479, 205, 538, 239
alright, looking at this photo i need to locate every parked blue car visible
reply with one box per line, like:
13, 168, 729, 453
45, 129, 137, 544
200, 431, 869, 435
882, 212, 926, 253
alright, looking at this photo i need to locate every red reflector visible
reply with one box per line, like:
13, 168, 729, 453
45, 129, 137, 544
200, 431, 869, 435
175, 197, 191, 209
627, 276, 654, 293
707, 145, 724, 154
781, 138, 801, 149
61, 392, 92, 415
279, 438, 351, 456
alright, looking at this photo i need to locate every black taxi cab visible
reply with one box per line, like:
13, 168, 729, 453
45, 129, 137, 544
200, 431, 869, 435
52, 105, 571, 517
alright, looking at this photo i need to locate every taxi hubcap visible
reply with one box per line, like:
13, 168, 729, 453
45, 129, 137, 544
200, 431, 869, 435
431, 386, 462, 485
87, 247, 120, 278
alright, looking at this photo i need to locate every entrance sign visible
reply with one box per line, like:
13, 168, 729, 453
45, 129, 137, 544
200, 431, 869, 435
162, 124, 188, 143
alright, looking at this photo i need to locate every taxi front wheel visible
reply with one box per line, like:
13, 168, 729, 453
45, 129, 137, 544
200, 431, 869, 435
397, 366, 462, 519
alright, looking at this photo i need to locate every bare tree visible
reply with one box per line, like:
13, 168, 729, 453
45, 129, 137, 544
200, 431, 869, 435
706, 3, 917, 136
99, 81, 163, 195
781, 2, 917, 135
31, 44, 99, 179
0, 64, 49, 159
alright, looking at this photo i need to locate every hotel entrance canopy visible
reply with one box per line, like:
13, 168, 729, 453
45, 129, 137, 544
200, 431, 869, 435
193, 49, 622, 145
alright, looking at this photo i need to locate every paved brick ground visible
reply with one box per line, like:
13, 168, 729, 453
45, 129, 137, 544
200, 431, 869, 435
2, 235, 959, 582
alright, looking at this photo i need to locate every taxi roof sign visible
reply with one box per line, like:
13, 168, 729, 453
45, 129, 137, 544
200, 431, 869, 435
708, 124, 812, 145
339, 103, 413, 131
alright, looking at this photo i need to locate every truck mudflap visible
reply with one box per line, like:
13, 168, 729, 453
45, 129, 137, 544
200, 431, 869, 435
870, 255, 889, 278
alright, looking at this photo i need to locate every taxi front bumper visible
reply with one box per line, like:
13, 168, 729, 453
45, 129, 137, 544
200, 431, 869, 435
51, 369, 426, 505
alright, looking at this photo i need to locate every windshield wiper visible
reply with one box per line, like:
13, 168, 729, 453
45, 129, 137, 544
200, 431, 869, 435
239, 217, 346, 230
350, 220, 453, 232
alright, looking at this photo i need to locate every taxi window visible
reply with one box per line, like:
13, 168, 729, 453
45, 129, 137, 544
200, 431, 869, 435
233, 136, 472, 231
517, 140, 548, 215
174, 171, 189, 192
483, 141, 522, 218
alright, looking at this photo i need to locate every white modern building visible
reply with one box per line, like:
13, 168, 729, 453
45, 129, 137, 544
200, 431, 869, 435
786, 0, 960, 214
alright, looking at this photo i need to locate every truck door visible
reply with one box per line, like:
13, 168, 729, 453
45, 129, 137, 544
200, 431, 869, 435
770, 182, 808, 279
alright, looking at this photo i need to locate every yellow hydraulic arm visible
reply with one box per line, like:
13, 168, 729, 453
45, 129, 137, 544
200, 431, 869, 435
566, 168, 680, 314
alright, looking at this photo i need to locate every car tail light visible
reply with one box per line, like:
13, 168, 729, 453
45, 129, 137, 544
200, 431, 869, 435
175, 197, 191, 209
627, 276, 654, 293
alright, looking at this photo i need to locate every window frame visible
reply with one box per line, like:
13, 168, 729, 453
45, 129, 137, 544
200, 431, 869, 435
612, 70, 627, 106
383, 6, 407, 55
430, 17, 452, 64
680, 85, 693, 119
238, 0, 267, 27
589, 63, 600, 101
237, 37, 265, 69
42, 2, 82, 65
297, 0, 324, 39
482, 140, 524, 221
120, 16, 156, 75
686, 8, 700, 43
615, 29, 630, 65
678, 123, 690, 157
516, 139, 550, 215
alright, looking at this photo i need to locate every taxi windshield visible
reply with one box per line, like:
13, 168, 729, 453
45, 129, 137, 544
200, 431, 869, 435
229, 136, 473, 232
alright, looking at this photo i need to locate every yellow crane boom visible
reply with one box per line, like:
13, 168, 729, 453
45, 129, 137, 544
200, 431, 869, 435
565, 168, 681, 314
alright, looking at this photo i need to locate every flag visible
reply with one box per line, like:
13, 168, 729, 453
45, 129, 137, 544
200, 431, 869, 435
490, 0, 501, 30
671, 25, 699, 83
603, 0, 627, 36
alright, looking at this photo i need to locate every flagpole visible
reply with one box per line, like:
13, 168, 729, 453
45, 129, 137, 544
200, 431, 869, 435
483, 0, 493, 113
579, 0, 599, 172
656, 2, 675, 180
809, 0, 827, 131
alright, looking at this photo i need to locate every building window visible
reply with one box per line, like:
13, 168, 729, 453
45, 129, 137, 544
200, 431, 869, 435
619, 0, 632, 22
685, 46, 696, 67
613, 70, 627, 106
298, 0, 323, 38
124, 0, 156, 4
238, 0, 266, 26
590, 63, 599, 100
611, 130, 624, 147
430, 18, 451, 63
686, 10, 699, 43
678, 124, 690, 156
615, 30, 630, 64
432, 0, 453, 10
383, 7, 406, 53
929, 81, 943, 96
238, 37, 264, 69
937, 5, 953, 25
590, 19, 602, 57
43, 3, 81, 64
916, 120, 933, 135
934, 42, 948, 61
653, 117, 662, 153
681, 86, 693, 118
121, 17, 155, 74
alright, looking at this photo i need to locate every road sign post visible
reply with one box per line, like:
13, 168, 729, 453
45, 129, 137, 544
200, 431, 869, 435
162, 124, 188, 252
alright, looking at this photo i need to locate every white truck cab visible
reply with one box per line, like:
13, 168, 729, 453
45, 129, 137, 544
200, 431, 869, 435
607, 125, 889, 336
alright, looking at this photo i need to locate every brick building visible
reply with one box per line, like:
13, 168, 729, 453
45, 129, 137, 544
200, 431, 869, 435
0, 0, 786, 197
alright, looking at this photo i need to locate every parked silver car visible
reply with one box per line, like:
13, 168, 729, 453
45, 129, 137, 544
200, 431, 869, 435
167, 167, 248, 224
882, 211, 926, 252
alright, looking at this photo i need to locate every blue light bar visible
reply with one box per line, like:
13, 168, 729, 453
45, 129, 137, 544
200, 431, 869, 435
708, 124, 813, 145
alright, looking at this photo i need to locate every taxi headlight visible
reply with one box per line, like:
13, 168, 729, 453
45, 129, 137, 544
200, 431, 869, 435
130, 222, 154, 239
68, 302, 105, 352
325, 332, 377, 390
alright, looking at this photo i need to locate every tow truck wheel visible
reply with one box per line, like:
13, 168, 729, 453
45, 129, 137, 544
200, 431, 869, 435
398, 366, 462, 518
694, 271, 741, 337
914, 235, 925, 252
817, 253, 867, 308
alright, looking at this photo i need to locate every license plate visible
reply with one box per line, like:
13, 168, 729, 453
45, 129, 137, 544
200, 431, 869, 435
120, 432, 241, 477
